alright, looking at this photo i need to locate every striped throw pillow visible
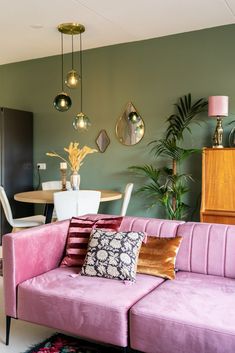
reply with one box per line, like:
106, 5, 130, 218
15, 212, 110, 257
60, 216, 123, 267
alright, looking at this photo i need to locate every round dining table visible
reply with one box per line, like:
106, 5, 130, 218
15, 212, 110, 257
14, 189, 123, 223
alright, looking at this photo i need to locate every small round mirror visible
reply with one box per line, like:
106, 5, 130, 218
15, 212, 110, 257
116, 102, 145, 145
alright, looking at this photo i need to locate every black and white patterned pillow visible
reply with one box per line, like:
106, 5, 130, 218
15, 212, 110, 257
81, 229, 145, 282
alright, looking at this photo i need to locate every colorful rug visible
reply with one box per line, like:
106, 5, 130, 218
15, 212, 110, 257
23, 333, 121, 353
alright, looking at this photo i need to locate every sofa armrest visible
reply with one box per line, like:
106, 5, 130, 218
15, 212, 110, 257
3, 220, 69, 318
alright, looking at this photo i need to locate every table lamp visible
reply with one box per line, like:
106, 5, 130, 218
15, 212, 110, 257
208, 96, 229, 148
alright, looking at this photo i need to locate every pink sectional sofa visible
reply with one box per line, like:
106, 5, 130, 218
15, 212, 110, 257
3, 215, 235, 353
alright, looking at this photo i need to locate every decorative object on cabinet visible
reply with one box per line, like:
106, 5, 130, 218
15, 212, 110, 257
228, 120, 235, 147
116, 102, 145, 146
0, 107, 34, 242
129, 93, 208, 220
95, 130, 110, 153
200, 147, 235, 224
208, 96, 229, 148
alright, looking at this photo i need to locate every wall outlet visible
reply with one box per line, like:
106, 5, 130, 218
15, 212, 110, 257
37, 163, 46, 170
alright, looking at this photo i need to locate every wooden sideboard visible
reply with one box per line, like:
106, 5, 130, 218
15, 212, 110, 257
200, 147, 235, 224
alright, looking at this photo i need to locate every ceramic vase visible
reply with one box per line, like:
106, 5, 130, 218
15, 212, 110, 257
70, 171, 80, 190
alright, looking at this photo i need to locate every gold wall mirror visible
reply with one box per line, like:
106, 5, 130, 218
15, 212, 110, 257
116, 102, 145, 146
96, 129, 110, 153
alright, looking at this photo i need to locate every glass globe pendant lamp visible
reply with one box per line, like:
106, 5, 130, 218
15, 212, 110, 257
60, 23, 85, 89
65, 34, 79, 89
66, 69, 79, 89
53, 32, 72, 112
54, 92, 71, 112
73, 112, 91, 131
73, 32, 91, 132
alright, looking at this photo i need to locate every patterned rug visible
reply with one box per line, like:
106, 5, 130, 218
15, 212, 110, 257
23, 333, 121, 353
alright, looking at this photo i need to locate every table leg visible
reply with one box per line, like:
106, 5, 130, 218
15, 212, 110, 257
44, 204, 54, 224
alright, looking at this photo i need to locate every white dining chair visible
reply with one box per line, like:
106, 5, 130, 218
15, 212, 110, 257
42, 180, 71, 220
54, 190, 101, 221
120, 183, 134, 216
42, 180, 71, 191
0, 186, 45, 232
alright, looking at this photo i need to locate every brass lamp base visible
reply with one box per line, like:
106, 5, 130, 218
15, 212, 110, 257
212, 117, 224, 148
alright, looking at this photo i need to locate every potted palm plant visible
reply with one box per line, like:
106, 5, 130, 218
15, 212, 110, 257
129, 93, 207, 220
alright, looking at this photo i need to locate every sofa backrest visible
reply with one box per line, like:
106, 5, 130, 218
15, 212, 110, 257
86, 214, 184, 237
120, 216, 184, 237
176, 222, 235, 278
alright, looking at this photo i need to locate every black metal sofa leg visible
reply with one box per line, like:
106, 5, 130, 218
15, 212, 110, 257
6, 315, 11, 345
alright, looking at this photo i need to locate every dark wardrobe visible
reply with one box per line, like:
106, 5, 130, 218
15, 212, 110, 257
0, 107, 34, 241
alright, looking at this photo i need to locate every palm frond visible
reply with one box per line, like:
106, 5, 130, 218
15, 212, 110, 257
129, 165, 161, 184
165, 93, 207, 141
150, 139, 200, 162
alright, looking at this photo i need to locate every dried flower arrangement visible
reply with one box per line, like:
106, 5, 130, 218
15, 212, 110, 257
46, 142, 97, 172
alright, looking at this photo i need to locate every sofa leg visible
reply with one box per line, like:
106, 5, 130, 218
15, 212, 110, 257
6, 316, 11, 345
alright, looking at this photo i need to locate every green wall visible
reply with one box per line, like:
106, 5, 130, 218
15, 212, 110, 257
0, 24, 235, 219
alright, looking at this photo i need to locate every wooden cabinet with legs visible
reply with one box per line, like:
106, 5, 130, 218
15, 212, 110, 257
200, 148, 235, 224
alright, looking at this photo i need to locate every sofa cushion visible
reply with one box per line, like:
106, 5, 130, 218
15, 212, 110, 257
176, 222, 235, 278
130, 271, 235, 353
81, 229, 145, 282
17, 267, 165, 347
137, 236, 182, 280
60, 216, 123, 267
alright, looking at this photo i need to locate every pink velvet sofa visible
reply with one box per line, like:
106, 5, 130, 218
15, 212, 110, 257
3, 215, 235, 353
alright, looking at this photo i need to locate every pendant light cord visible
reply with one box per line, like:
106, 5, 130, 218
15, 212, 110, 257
72, 34, 74, 70
61, 33, 64, 92
80, 32, 83, 112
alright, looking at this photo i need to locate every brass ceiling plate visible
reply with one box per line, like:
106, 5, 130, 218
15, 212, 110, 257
57, 23, 85, 35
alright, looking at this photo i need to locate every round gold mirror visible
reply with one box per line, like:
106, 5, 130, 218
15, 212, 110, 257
116, 102, 145, 146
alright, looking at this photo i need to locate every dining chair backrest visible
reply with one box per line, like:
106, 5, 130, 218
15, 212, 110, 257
0, 186, 14, 226
120, 183, 134, 216
42, 180, 70, 191
54, 190, 101, 221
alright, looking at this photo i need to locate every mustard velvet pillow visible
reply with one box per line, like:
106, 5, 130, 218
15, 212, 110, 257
137, 236, 182, 280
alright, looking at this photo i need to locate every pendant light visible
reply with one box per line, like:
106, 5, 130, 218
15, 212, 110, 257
53, 32, 72, 112
65, 34, 79, 89
73, 32, 91, 131
53, 23, 85, 112
59, 23, 84, 90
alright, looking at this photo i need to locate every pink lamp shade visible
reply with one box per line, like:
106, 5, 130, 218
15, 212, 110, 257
208, 96, 229, 117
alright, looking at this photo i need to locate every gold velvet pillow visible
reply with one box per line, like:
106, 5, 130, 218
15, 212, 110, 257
137, 236, 182, 280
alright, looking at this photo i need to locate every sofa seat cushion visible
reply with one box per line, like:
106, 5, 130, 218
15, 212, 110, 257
17, 267, 164, 347
130, 271, 235, 353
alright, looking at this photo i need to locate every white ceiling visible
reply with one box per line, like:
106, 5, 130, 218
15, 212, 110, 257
0, 0, 235, 65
